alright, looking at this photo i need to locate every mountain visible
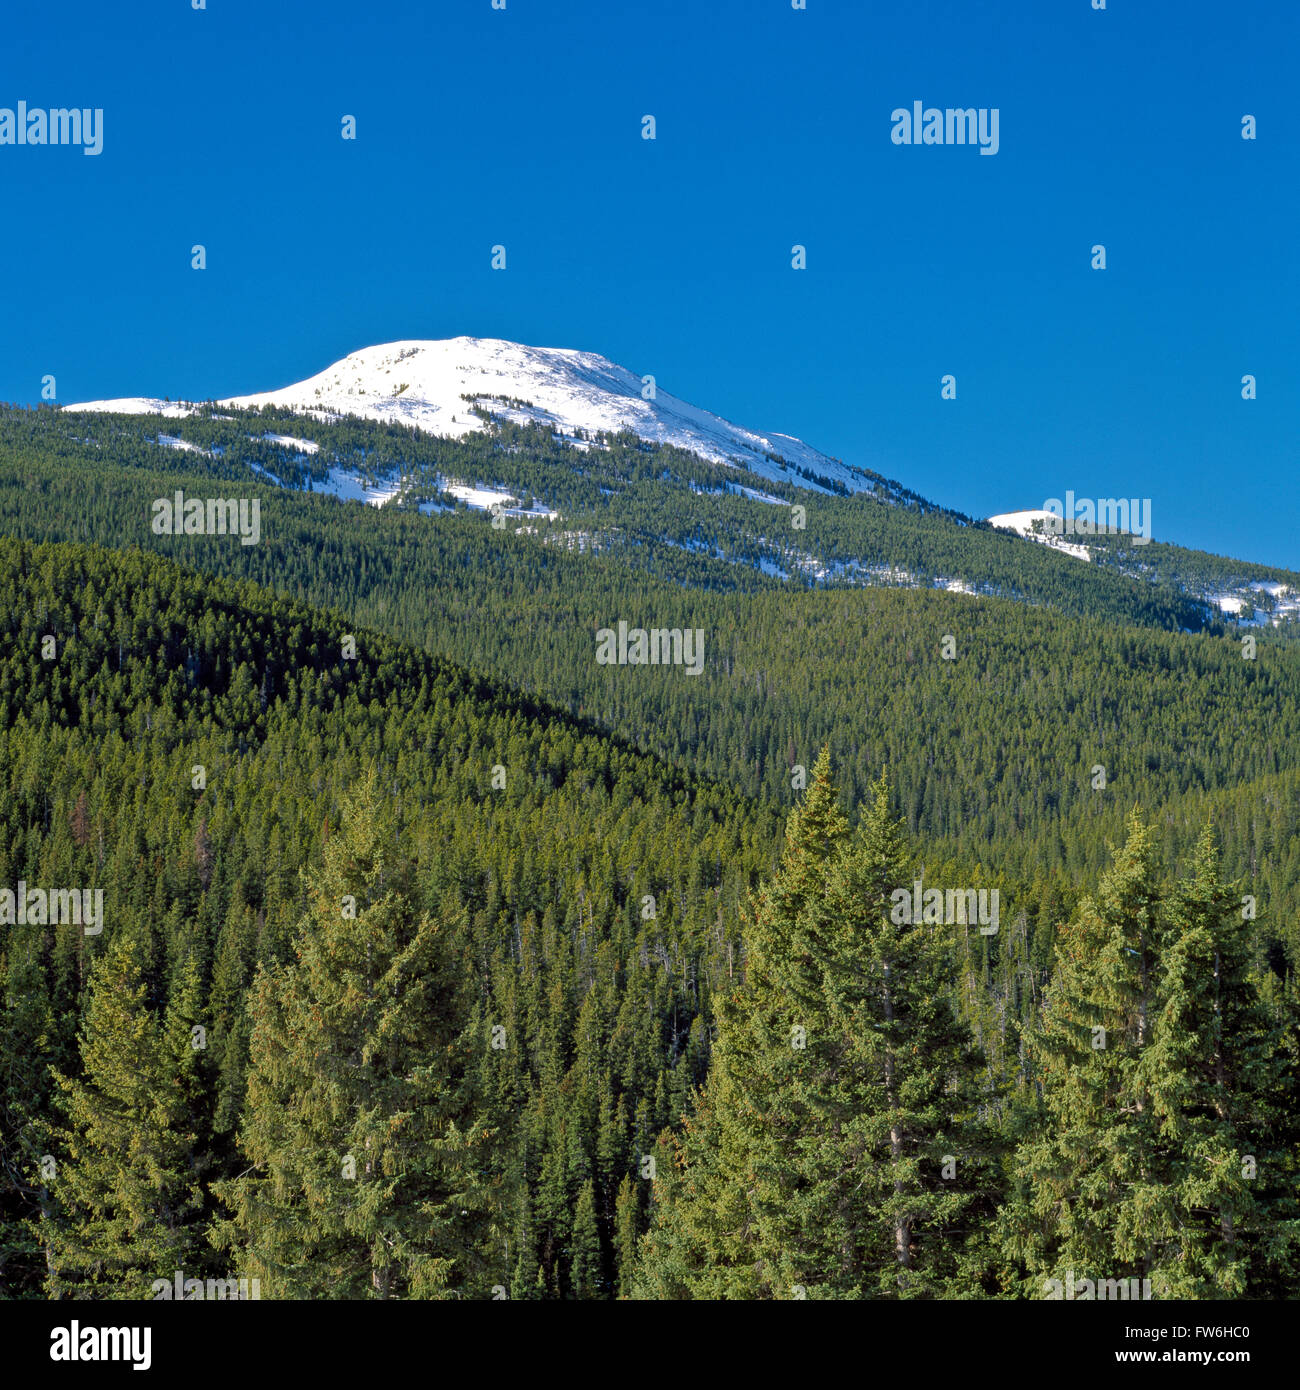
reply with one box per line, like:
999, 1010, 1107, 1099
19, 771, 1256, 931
67, 336, 878, 497
51, 337, 1300, 631
989, 508, 1300, 628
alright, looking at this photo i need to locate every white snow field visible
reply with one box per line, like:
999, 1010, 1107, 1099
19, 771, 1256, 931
67, 337, 873, 496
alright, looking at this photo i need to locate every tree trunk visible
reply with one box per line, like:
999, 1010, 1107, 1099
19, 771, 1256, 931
881, 959, 911, 1272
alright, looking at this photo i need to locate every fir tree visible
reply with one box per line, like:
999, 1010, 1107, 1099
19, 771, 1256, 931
0, 932, 57, 1297
42, 931, 204, 1297
636, 759, 1000, 1298
612, 1172, 639, 1298
1003, 813, 1169, 1296
212, 771, 498, 1298
569, 1178, 602, 1298
1139, 828, 1300, 1296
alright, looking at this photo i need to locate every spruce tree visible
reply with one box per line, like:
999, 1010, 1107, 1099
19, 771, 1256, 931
636, 756, 1000, 1298
1139, 828, 1300, 1296
569, 1178, 603, 1297
0, 932, 56, 1297
213, 771, 497, 1298
635, 748, 848, 1297
1005, 818, 1300, 1299
768, 774, 1002, 1296
612, 1173, 639, 1298
42, 930, 204, 1297
1003, 812, 1169, 1296
508, 1185, 540, 1300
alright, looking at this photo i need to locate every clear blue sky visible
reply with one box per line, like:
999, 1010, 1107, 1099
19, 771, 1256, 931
3, 0, 1297, 566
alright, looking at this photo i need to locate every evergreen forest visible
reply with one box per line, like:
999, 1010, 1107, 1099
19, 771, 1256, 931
0, 403, 1297, 1301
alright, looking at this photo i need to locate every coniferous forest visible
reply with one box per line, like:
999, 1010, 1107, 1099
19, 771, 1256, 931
0, 400, 1297, 1310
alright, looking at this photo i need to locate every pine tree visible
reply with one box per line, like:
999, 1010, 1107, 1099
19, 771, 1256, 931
212, 771, 498, 1298
636, 758, 1000, 1298
769, 774, 1002, 1296
0, 932, 57, 1297
1139, 828, 1300, 1296
1005, 817, 1300, 1299
508, 1185, 540, 1300
42, 930, 204, 1297
161, 951, 220, 1279
634, 748, 848, 1297
612, 1173, 639, 1298
1003, 812, 1167, 1296
569, 1178, 602, 1297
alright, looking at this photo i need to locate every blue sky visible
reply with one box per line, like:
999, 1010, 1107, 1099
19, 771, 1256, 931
3, 0, 1297, 566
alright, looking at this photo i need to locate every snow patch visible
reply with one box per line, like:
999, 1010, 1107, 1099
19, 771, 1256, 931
988, 509, 1092, 563
440, 481, 515, 510
258, 432, 319, 455
156, 433, 209, 455
68, 397, 198, 419
319, 469, 404, 507
734, 485, 789, 506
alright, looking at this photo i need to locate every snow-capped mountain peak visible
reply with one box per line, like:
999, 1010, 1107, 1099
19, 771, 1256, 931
66, 336, 873, 496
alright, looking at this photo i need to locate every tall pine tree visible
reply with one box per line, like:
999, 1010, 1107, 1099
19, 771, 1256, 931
636, 754, 1000, 1298
42, 930, 205, 1297
1140, 828, 1300, 1296
1002, 812, 1164, 1296
213, 770, 499, 1298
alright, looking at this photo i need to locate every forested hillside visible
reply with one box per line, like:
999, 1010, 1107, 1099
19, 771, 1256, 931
1, 398, 1298, 1302
5, 406, 1300, 952
0, 538, 781, 1297
0, 536, 1295, 1299
2, 403, 1240, 629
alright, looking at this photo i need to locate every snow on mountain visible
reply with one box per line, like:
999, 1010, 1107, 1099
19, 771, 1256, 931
68, 396, 197, 418
436, 481, 514, 510
319, 470, 405, 507
988, 509, 1092, 563
259, 432, 319, 455
1207, 582, 1300, 626
65, 337, 873, 496
156, 433, 209, 455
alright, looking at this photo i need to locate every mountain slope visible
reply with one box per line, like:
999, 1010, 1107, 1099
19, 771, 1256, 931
64, 336, 1300, 628
68, 336, 880, 497
0, 533, 780, 1298
988, 509, 1300, 628
4, 407, 1295, 868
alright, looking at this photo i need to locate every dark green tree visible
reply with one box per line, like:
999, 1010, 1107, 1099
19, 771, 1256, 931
213, 771, 498, 1298
42, 931, 204, 1297
637, 758, 1000, 1298
1140, 828, 1300, 1296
